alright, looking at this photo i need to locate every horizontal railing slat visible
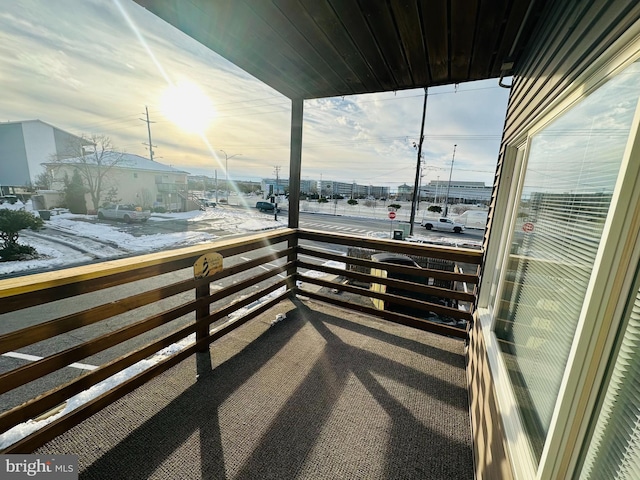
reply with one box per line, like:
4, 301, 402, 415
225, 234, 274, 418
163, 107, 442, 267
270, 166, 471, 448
298, 260, 475, 303
1, 286, 295, 454
0, 229, 296, 313
298, 288, 467, 339
298, 229, 483, 264
298, 245, 479, 284
298, 275, 473, 322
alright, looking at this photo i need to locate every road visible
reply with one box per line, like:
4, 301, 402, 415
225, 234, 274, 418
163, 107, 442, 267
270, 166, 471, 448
298, 211, 484, 242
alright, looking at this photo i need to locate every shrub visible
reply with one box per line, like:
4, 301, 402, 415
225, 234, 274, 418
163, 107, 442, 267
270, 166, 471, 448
428, 205, 442, 213
0, 209, 44, 261
347, 199, 358, 205
0, 209, 44, 247
152, 206, 167, 213
0, 243, 38, 262
64, 170, 87, 214
388, 203, 401, 210
318, 198, 329, 203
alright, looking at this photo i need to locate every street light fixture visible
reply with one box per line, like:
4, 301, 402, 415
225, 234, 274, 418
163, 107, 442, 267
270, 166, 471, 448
219, 149, 242, 199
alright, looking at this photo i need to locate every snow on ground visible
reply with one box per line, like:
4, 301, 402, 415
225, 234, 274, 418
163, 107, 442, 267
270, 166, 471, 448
0, 201, 287, 275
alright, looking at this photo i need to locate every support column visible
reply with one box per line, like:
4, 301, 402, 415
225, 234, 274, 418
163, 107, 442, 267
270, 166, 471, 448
287, 98, 303, 294
288, 98, 303, 229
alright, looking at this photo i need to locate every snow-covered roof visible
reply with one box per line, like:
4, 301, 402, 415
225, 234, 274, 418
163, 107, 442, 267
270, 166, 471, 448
46, 152, 190, 175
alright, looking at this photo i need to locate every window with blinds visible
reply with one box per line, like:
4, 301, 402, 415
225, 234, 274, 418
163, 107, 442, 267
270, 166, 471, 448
579, 273, 640, 479
494, 60, 640, 462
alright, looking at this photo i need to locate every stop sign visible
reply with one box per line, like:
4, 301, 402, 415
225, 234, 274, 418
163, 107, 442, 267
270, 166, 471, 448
388, 211, 396, 219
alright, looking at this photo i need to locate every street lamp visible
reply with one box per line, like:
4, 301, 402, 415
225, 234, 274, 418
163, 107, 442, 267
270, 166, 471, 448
219, 149, 242, 199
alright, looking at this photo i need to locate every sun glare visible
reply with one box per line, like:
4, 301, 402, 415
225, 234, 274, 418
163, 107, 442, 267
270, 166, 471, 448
160, 80, 217, 133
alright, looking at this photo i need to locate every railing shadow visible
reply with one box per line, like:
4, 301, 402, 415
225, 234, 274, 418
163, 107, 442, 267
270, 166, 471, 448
78, 304, 306, 480
50, 298, 473, 479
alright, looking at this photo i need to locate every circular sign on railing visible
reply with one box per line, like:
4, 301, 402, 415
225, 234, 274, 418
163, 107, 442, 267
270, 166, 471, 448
388, 211, 396, 220
522, 222, 534, 233
194, 252, 223, 279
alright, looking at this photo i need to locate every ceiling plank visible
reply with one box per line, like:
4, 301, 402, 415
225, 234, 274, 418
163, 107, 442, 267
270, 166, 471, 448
450, 0, 479, 81
252, 0, 354, 97
137, 0, 318, 98
469, 0, 511, 79
298, 0, 383, 94
357, 0, 414, 89
327, 0, 397, 92
390, 0, 431, 86
420, 0, 449, 83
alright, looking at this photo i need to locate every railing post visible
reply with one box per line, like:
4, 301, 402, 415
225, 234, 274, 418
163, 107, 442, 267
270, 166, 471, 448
195, 283, 210, 352
288, 236, 299, 295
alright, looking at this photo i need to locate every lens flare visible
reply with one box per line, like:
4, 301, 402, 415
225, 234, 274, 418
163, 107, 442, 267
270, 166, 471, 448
160, 80, 217, 133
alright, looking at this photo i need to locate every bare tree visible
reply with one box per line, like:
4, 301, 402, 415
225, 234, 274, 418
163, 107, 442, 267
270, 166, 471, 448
49, 134, 125, 209
33, 170, 54, 190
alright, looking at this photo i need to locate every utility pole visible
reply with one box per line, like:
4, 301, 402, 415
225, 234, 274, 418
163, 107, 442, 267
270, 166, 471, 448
443, 144, 457, 217
409, 88, 428, 236
140, 106, 156, 161
417, 158, 424, 211
273, 166, 281, 221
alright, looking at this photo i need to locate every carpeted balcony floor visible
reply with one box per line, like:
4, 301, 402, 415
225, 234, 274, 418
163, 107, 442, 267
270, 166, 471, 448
35, 297, 473, 479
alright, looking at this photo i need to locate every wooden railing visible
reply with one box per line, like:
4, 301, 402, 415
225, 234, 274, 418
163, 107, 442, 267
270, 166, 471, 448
296, 230, 482, 339
0, 227, 482, 453
0, 229, 296, 453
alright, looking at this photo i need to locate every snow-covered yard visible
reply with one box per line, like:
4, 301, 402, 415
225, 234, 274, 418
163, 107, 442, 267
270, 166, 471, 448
0, 201, 287, 275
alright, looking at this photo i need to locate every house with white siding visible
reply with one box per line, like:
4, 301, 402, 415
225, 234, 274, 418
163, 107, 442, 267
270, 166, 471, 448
43, 152, 191, 212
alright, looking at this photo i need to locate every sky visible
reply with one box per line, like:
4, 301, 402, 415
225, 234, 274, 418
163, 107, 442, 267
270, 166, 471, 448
0, 0, 511, 191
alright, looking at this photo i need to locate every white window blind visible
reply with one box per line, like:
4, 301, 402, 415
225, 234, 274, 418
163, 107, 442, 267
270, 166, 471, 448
494, 60, 640, 462
580, 275, 640, 479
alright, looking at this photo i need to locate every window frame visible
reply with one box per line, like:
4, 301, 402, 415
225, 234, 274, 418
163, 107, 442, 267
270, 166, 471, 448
478, 25, 640, 480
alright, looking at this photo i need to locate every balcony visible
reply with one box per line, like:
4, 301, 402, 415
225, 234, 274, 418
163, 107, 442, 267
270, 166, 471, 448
0, 228, 481, 478
156, 182, 187, 193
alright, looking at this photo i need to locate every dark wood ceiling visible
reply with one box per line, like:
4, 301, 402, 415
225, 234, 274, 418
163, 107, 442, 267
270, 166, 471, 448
134, 0, 549, 100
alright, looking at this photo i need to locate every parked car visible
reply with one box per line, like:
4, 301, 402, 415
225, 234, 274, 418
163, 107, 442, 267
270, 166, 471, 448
198, 198, 217, 208
421, 217, 465, 233
0, 195, 18, 205
97, 204, 151, 223
256, 201, 280, 213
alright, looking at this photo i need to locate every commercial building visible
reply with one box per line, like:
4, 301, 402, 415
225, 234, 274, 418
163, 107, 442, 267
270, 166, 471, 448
421, 180, 492, 204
